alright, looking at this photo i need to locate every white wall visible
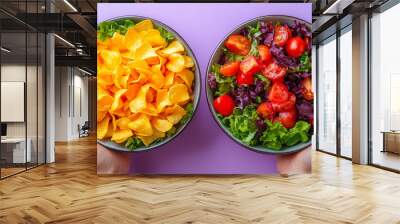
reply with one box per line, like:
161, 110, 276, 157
1, 63, 46, 164
54, 66, 89, 141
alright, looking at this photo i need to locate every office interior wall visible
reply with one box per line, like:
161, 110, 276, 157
55, 67, 89, 141
0, 65, 39, 139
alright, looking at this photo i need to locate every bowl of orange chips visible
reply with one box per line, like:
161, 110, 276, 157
97, 17, 200, 152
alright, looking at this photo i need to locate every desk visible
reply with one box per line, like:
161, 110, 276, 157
1, 138, 32, 164
381, 131, 400, 154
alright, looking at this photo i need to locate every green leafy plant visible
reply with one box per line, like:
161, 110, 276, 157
157, 26, 175, 43
211, 64, 236, 96
97, 19, 135, 41
222, 47, 245, 62
125, 137, 144, 151
219, 105, 259, 146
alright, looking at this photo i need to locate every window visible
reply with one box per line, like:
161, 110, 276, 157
370, 2, 400, 171
339, 26, 352, 158
317, 35, 337, 154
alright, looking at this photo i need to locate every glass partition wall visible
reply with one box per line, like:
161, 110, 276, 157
370, 3, 400, 172
0, 2, 46, 179
316, 25, 353, 159
317, 35, 337, 155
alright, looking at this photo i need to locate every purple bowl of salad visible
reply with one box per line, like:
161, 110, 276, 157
206, 15, 313, 154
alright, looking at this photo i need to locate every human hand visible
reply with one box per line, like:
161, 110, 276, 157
276, 147, 311, 176
97, 144, 133, 174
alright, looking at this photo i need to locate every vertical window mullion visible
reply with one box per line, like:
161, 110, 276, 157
336, 28, 341, 157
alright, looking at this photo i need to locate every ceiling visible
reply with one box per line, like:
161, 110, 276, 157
0, 0, 392, 72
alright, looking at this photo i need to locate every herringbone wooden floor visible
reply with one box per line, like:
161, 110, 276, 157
0, 136, 400, 224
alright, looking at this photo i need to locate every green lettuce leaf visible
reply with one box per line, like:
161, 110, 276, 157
211, 64, 236, 96
97, 19, 135, 41
220, 105, 258, 146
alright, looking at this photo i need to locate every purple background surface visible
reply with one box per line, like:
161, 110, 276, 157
98, 3, 311, 174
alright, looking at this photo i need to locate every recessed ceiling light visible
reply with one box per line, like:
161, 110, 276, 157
63, 0, 78, 12
1, 47, 11, 53
77, 67, 92, 76
54, 34, 75, 48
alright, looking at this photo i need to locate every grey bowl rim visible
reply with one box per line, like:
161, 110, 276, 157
205, 15, 312, 155
97, 15, 201, 153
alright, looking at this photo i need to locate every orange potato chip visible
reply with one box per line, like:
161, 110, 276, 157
150, 65, 165, 89
129, 84, 150, 113
160, 40, 184, 56
110, 89, 127, 112
124, 28, 142, 51
164, 71, 175, 88
168, 84, 190, 104
164, 105, 187, 125
104, 123, 114, 138
184, 56, 194, 68
134, 19, 153, 32
100, 49, 121, 70
128, 114, 153, 136
166, 53, 185, 73
116, 117, 131, 130
98, 94, 113, 112
176, 69, 194, 88
156, 89, 171, 112
97, 110, 107, 122
110, 113, 117, 131
97, 115, 110, 139
110, 32, 126, 51
111, 129, 133, 144
138, 129, 165, 146
145, 56, 160, 65
124, 83, 141, 101
127, 60, 152, 76
135, 42, 158, 60
142, 103, 159, 116
151, 117, 173, 133
140, 29, 166, 47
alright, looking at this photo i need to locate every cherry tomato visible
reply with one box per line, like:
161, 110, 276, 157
236, 72, 254, 85
301, 77, 313, 101
225, 34, 251, 56
240, 56, 261, 76
271, 92, 296, 112
220, 61, 240, 77
268, 82, 289, 103
274, 25, 292, 47
304, 37, 311, 51
285, 37, 306, 58
262, 62, 287, 82
213, 94, 235, 116
274, 109, 297, 129
257, 102, 275, 120
258, 45, 272, 65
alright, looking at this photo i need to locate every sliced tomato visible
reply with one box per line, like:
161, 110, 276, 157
258, 45, 272, 65
271, 92, 296, 112
262, 62, 287, 82
286, 36, 306, 58
257, 102, 275, 120
268, 82, 289, 103
220, 61, 240, 77
213, 94, 235, 116
236, 72, 254, 85
225, 34, 251, 56
240, 56, 261, 76
274, 109, 297, 129
301, 77, 313, 101
273, 25, 292, 47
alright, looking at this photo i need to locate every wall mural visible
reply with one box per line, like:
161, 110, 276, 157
96, 3, 313, 175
